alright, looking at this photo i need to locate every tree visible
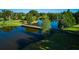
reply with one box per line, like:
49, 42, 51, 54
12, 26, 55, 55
12, 13, 25, 20
74, 11, 79, 24
63, 10, 76, 27
25, 13, 33, 24
12, 13, 18, 20
42, 14, 51, 32
29, 10, 39, 16
2, 10, 13, 20
47, 13, 57, 21
0, 12, 4, 21
0, 12, 2, 18
25, 10, 39, 24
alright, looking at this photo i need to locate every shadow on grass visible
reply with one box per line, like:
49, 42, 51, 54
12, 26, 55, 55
16, 29, 79, 50
22, 30, 79, 50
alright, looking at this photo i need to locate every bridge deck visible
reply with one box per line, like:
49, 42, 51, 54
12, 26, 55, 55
22, 24, 42, 29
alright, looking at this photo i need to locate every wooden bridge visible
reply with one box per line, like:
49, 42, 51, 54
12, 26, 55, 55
22, 24, 42, 32
22, 24, 42, 29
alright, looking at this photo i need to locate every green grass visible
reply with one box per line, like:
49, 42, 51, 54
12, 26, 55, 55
73, 24, 79, 27
63, 24, 79, 31
23, 31, 79, 50
64, 27, 79, 31
0, 20, 22, 28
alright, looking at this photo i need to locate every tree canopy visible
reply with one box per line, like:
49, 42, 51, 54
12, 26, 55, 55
0, 9, 78, 28
63, 10, 76, 27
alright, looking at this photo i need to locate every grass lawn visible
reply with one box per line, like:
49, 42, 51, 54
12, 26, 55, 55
63, 24, 79, 31
0, 20, 22, 28
24, 31, 79, 50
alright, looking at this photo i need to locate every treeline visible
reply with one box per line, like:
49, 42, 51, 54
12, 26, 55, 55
0, 9, 79, 27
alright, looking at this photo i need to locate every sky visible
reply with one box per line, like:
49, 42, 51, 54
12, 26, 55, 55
0, 9, 79, 13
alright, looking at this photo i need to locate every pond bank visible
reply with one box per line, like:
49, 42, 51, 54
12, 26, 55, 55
0, 20, 22, 28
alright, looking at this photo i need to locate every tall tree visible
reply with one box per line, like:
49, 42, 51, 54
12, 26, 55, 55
42, 14, 51, 32
29, 10, 39, 16
63, 10, 76, 27
25, 13, 33, 24
47, 13, 57, 21
25, 10, 39, 24
12, 13, 25, 20
2, 10, 13, 20
74, 11, 79, 24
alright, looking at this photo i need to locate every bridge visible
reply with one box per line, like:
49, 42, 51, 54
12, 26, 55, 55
22, 24, 42, 29
22, 24, 42, 32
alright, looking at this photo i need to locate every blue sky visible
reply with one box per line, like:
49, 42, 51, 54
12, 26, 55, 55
0, 9, 79, 13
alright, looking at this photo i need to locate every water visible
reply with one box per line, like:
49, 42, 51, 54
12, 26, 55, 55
37, 19, 43, 26
0, 26, 43, 49
51, 20, 59, 30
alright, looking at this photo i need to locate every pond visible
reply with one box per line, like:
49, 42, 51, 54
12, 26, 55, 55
0, 26, 43, 50
51, 20, 59, 30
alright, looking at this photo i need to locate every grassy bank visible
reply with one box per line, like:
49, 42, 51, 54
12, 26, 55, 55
63, 24, 79, 31
0, 20, 22, 28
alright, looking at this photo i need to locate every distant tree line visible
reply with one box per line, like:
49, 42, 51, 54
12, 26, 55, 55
0, 9, 79, 28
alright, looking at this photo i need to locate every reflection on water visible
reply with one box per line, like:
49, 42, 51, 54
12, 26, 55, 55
0, 26, 43, 50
